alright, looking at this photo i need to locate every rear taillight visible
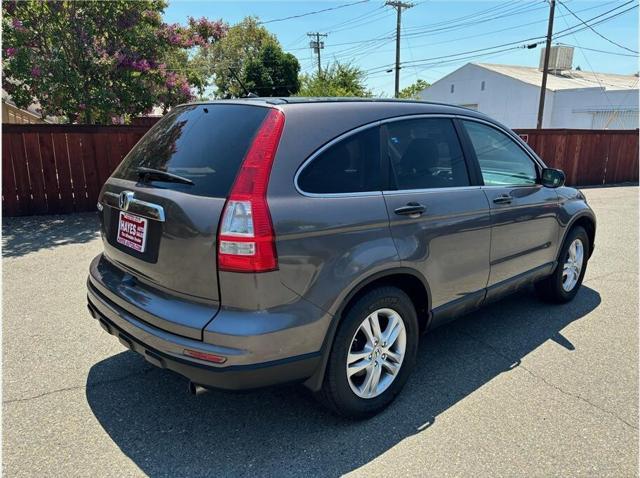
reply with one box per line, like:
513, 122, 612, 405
218, 109, 285, 272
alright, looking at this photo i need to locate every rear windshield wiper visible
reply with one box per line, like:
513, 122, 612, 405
136, 167, 194, 186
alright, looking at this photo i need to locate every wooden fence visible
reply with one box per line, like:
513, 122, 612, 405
2, 124, 148, 216
514, 129, 639, 186
2, 124, 638, 216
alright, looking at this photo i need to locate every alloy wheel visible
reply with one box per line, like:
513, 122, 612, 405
346, 308, 407, 399
562, 238, 584, 292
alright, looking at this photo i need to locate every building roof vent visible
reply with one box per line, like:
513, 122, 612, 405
539, 45, 574, 73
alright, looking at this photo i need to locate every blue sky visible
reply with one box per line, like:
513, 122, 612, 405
164, 1, 639, 97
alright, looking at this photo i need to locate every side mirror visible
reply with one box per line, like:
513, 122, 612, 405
541, 168, 565, 188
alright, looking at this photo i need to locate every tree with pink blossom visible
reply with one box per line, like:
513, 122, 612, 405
2, 1, 226, 124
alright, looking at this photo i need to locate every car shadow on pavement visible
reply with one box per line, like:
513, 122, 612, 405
2, 213, 100, 258
86, 285, 600, 478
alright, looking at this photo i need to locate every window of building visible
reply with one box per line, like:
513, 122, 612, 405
481, 80, 486, 91
450, 84, 455, 93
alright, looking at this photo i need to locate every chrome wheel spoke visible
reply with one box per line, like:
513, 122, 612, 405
360, 363, 382, 397
347, 358, 371, 377
384, 349, 402, 363
368, 312, 383, 342
384, 320, 402, 349
348, 349, 371, 365
382, 358, 400, 376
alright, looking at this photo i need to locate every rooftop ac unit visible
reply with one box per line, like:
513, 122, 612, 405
539, 46, 574, 73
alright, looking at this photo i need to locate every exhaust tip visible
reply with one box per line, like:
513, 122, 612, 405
187, 381, 207, 396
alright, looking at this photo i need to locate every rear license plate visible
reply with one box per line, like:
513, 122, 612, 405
117, 211, 148, 253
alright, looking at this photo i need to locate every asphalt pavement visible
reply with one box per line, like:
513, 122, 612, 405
2, 186, 638, 477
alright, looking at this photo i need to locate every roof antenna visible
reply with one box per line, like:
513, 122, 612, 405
228, 67, 257, 98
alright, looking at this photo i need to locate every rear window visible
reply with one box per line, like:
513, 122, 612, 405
113, 104, 269, 197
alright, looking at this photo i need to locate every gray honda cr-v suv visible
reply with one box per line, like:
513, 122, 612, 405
87, 98, 596, 417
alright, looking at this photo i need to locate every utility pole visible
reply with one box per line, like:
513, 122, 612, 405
308, 32, 327, 77
386, 1, 413, 98
536, 0, 556, 129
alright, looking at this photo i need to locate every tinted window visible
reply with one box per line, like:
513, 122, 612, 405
298, 127, 381, 194
386, 118, 469, 190
113, 104, 268, 197
463, 120, 538, 186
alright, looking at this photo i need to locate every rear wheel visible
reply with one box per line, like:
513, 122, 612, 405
317, 287, 418, 418
536, 226, 589, 303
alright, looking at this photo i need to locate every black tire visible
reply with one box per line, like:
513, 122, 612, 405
317, 286, 419, 419
536, 226, 590, 303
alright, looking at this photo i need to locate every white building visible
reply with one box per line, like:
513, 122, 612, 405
419, 49, 639, 129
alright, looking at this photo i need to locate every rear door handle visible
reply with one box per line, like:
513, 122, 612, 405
492, 194, 513, 205
394, 202, 426, 216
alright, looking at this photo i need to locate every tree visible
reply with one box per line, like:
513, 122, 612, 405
1, 1, 226, 123
243, 43, 300, 96
398, 79, 430, 99
298, 62, 372, 97
211, 17, 276, 98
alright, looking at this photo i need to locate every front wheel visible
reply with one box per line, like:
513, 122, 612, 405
536, 226, 590, 303
317, 287, 419, 418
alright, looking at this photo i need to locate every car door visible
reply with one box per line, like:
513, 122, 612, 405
459, 119, 561, 291
381, 116, 491, 325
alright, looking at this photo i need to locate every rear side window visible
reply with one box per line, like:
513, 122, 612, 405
113, 104, 268, 197
386, 118, 470, 190
297, 127, 381, 194
462, 120, 538, 186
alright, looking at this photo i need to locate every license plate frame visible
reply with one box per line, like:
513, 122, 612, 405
116, 211, 148, 253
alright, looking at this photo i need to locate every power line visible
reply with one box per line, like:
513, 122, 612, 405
557, 0, 638, 54
365, 1, 637, 73
260, 0, 369, 24
553, 2, 638, 41
556, 42, 638, 57
297, 0, 623, 67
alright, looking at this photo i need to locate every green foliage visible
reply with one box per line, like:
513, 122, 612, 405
211, 17, 276, 98
298, 62, 372, 97
243, 43, 300, 96
2, 1, 226, 123
398, 79, 430, 99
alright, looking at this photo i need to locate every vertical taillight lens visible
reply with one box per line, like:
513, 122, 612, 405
218, 109, 285, 272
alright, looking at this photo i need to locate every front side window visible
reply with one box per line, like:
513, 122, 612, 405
463, 120, 538, 186
297, 127, 381, 194
386, 118, 470, 190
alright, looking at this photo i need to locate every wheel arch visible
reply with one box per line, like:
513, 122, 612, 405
563, 212, 596, 259
303, 267, 431, 392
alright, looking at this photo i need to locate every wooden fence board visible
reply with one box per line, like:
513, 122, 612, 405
51, 133, 75, 213
8, 133, 31, 215
81, 133, 101, 206
23, 132, 48, 215
65, 133, 90, 212
2, 136, 19, 216
93, 133, 114, 187
38, 132, 61, 214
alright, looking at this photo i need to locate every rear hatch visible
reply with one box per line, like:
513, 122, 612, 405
98, 103, 271, 336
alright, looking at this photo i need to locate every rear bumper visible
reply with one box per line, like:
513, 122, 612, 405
87, 293, 320, 390
87, 299, 319, 390
87, 256, 322, 390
